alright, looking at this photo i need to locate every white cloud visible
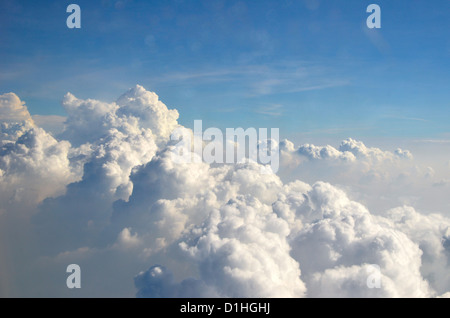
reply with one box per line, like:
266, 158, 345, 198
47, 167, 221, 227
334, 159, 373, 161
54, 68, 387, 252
280, 138, 413, 176
1, 87, 449, 298
34, 90, 163, 254
297, 143, 355, 161
0, 121, 77, 207
60, 85, 179, 147
0, 92, 33, 124
115, 85, 179, 144
178, 195, 306, 297
279, 138, 450, 215
379, 206, 450, 295
275, 182, 433, 297
338, 138, 410, 162
60, 91, 119, 146
116, 228, 141, 248
394, 148, 413, 160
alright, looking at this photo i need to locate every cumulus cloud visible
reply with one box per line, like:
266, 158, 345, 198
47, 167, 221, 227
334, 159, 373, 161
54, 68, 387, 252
60, 92, 119, 145
275, 182, 432, 297
0, 94, 77, 207
126, 142, 446, 297
0, 126, 75, 205
116, 227, 141, 248
278, 137, 450, 215
0, 92, 33, 124
34, 87, 170, 253
297, 143, 356, 161
178, 195, 306, 297
339, 138, 413, 161
119, 155, 300, 297
279, 138, 415, 186
379, 206, 450, 296
286, 138, 412, 164
60, 85, 179, 147
1, 86, 449, 298
115, 85, 179, 144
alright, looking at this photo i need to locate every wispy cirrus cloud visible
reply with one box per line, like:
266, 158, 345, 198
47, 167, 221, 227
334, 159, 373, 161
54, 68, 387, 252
382, 115, 429, 123
413, 139, 450, 144
254, 103, 284, 116
148, 61, 349, 97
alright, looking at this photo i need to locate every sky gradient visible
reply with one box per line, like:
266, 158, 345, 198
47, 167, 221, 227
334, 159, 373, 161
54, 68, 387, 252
1, 0, 449, 141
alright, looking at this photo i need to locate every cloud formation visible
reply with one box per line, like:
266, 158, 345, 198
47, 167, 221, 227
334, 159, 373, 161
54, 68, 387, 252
0, 93, 33, 124
1, 86, 449, 298
0, 94, 76, 208
275, 182, 432, 297
279, 137, 449, 215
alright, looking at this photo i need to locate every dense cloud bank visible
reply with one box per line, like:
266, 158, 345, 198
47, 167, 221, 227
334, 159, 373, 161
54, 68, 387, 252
0, 87, 449, 297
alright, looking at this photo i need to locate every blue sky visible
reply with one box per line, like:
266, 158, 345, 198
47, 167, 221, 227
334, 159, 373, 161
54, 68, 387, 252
0, 0, 449, 140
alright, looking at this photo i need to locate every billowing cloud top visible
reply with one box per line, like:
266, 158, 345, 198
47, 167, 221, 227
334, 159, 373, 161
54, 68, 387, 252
0, 87, 449, 298
0, 93, 33, 124
61, 85, 179, 146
